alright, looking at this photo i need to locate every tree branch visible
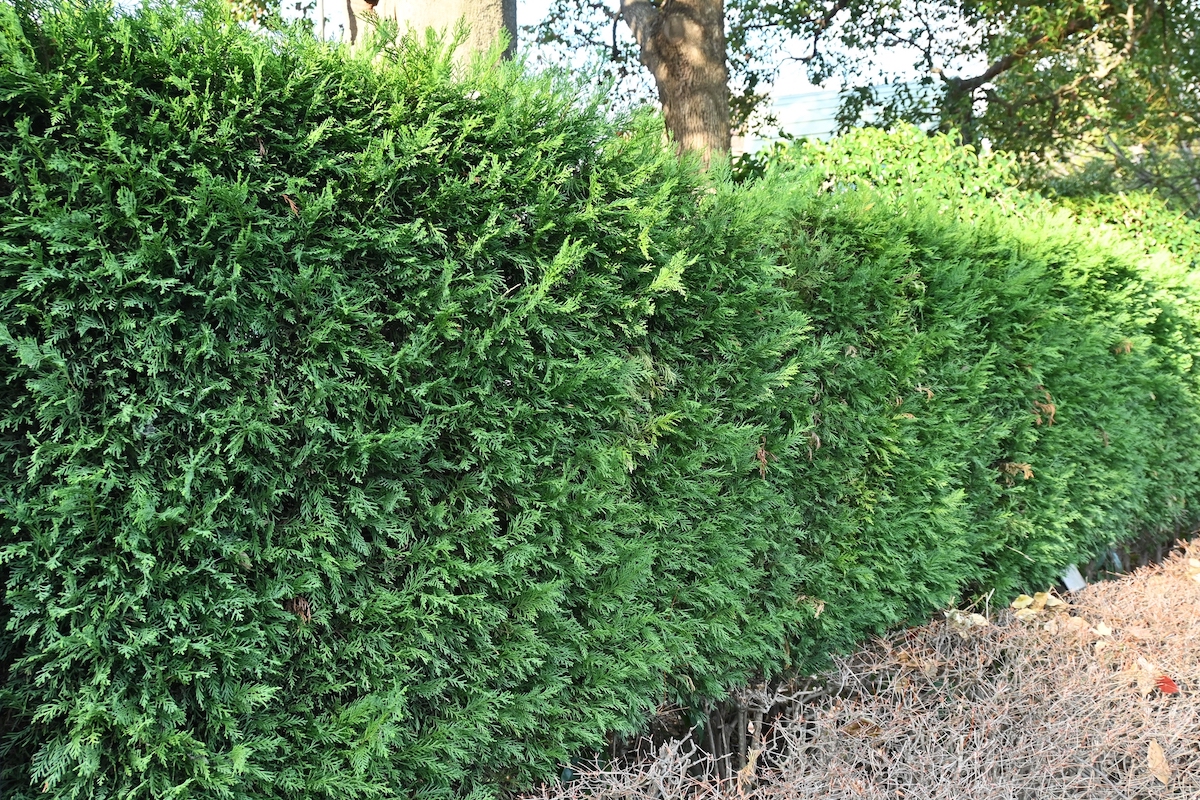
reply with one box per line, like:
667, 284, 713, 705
972, 7, 1154, 135
809, 0, 852, 35
801, 0, 851, 63
937, 1, 1158, 96
1104, 133, 1197, 208
620, 0, 663, 74
1176, 141, 1200, 210
935, 14, 1101, 93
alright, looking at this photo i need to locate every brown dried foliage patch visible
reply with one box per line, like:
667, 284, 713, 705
527, 540, 1200, 800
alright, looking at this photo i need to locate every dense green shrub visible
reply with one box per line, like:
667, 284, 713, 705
3, 4, 1200, 799
767, 127, 1200, 601
790, 125, 1200, 273
1059, 190, 1200, 272
0, 3, 814, 797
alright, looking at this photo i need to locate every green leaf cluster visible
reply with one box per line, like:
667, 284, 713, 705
0, 2, 809, 796
765, 125, 1200, 603
3, 4, 1200, 799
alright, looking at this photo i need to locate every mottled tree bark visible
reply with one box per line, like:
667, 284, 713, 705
344, 0, 376, 45
346, 0, 517, 60
622, 0, 731, 165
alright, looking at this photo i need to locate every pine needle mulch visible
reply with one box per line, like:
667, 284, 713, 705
528, 539, 1200, 799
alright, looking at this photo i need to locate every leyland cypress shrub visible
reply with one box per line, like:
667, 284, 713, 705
0, 2, 813, 797
765, 128, 1200, 604
5, 3, 1200, 798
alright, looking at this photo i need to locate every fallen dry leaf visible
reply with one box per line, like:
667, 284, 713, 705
797, 594, 826, 618
843, 718, 883, 738
736, 746, 763, 790
1135, 657, 1159, 695
1156, 675, 1180, 695
999, 461, 1034, 479
1092, 621, 1113, 637
946, 609, 990, 638
1148, 739, 1171, 784
1011, 591, 1065, 620
1011, 594, 1034, 610
894, 651, 941, 678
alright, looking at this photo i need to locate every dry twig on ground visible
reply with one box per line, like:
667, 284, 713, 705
528, 539, 1200, 799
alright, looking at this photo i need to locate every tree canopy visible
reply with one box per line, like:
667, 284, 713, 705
532, 1, 1200, 201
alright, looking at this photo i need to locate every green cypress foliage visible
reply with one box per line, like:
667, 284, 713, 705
3, 4, 1200, 799
0, 2, 776, 795
768, 127, 1200, 610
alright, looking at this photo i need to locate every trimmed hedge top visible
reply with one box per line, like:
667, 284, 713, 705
3, 4, 1200, 799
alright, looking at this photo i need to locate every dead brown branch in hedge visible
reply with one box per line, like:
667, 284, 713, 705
528, 539, 1200, 799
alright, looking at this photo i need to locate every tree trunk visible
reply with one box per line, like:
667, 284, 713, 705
346, 0, 517, 60
622, 0, 731, 165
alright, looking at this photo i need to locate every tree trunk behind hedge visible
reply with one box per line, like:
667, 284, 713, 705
622, 0, 732, 165
346, 0, 517, 60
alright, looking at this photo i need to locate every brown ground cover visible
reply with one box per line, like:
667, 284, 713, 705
527, 540, 1200, 799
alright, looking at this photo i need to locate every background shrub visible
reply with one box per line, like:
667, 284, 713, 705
765, 126, 1200, 610
3, 5, 1200, 799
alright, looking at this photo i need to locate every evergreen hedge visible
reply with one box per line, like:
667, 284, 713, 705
2, 4, 1199, 799
770, 127, 1200, 599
